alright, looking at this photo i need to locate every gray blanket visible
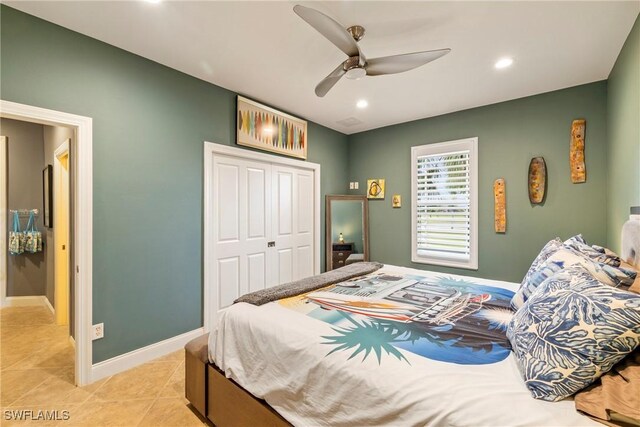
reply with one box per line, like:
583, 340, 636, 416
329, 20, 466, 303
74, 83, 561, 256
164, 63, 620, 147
234, 261, 384, 306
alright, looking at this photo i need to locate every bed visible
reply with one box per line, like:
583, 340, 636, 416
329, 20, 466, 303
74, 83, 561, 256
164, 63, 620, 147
186, 265, 601, 426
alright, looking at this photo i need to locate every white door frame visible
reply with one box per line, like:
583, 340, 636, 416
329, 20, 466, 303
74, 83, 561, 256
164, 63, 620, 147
54, 139, 70, 327
0, 100, 93, 386
203, 142, 321, 332
0, 136, 6, 308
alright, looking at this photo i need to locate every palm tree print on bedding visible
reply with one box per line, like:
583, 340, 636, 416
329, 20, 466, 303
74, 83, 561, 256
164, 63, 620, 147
278, 273, 515, 365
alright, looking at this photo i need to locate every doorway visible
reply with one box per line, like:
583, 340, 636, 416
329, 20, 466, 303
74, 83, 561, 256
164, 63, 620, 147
0, 100, 93, 386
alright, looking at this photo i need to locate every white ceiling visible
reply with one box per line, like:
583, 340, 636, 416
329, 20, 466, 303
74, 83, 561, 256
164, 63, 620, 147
6, 1, 639, 134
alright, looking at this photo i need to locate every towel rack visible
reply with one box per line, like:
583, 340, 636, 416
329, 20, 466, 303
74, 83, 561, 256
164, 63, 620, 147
9, 209, 39, 217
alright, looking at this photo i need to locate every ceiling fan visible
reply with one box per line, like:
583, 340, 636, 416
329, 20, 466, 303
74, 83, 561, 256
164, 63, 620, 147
293, 5, 451, 97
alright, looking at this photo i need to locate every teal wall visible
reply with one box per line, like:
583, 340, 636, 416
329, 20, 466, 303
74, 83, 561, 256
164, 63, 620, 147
348, 82, 609, 283
607, 15, 640, 253
0, 5, 349, 362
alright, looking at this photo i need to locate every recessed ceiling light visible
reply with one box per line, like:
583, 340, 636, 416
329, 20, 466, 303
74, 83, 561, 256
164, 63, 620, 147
495, 57, 513, 69
356, 99, 368, 109
145, 0, 162, 3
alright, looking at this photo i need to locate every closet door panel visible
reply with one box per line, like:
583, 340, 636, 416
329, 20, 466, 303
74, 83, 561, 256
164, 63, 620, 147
272, 165, 316, 284
247, 167, 267, 240
218, 257, 240, 308
216, 163, 240, 242
247, 252, 266, 293
277, 248, 293, 284
212, 155, 271, 309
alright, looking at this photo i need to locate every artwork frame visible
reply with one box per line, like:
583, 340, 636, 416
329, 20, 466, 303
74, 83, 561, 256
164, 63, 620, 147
42, 165, 53, 228
367, 179, 385, 199
236, 95, 308, 160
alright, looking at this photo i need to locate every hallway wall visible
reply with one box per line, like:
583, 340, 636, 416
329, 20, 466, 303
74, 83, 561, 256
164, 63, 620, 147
1, 118, 47, 298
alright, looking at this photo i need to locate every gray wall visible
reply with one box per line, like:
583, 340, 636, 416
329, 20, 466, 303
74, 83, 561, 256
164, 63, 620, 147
348, 82, 609, 283
607, 16, 640, 253
1, 118, 47, 297
1, 5, 349, 363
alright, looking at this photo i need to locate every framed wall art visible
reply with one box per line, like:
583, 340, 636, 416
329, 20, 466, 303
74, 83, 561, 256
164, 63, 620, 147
42, 165, 53, 228
237, 95, 308, 159
367, 179, 385, 199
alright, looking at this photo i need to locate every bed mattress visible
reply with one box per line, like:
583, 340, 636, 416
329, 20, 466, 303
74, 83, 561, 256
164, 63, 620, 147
209, 265, 598, 426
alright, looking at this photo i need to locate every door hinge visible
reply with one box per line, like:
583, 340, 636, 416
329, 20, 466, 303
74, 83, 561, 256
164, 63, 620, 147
267, 241, 276, 248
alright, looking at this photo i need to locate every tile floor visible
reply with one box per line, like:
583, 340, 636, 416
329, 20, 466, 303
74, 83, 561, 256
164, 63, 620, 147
1, 305, 210, 426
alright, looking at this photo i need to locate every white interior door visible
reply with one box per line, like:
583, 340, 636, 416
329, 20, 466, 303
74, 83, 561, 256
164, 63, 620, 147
212, 155, 272, 309
271, 165, 315, 286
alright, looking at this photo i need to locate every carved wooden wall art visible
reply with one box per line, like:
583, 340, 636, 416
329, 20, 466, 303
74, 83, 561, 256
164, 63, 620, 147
528, 157, 546, 204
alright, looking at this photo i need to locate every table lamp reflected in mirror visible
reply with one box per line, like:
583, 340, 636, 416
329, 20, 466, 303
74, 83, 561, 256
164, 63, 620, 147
338, 232, 345, 243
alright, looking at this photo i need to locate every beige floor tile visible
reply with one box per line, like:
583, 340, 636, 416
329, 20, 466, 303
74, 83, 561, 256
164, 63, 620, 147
72, 399, 154, 427
92, 362, 178, 401
0, 369, 52, 406
137, 398, 205, 427
8, 345, 74, 371
158, 362, 185, 399
152, 349, 184, 363
10, 368, 92, 407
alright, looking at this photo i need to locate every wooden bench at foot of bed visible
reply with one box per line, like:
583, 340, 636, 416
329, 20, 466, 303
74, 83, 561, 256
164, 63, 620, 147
185, 333, 291, 427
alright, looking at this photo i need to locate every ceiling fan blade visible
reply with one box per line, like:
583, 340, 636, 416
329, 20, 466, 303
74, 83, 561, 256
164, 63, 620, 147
315, 63, 347, 97
294, 5, 360, 57
365, 48, 451, 76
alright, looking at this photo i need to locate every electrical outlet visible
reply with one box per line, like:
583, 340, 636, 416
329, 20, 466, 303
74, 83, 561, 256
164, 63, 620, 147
92, 323, 104, 340
354, 182, 359, 190
349, 182, 355, 190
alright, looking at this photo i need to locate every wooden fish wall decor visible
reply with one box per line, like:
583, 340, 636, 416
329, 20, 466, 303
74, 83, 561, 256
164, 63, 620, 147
570, 119, 586, 183
494, 178, 506, 233
528, 157, 547, 204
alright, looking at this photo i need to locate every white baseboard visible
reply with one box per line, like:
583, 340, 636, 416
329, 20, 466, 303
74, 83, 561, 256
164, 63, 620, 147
2, 295, 51, 309
43, 297, 55, 315
91, 327, 204, 382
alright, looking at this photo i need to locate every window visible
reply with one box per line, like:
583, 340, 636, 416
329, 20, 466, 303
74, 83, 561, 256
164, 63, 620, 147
411, 137, 478, 269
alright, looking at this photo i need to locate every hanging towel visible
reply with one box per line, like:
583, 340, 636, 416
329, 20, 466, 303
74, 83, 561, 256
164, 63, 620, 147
24, 211, 43, 253
8, 211, 24, 255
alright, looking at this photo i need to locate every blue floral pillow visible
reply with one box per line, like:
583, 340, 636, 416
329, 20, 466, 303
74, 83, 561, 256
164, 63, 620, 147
564, 234, 621, 267
512, 238, 563, 309
507, 266, 640, 402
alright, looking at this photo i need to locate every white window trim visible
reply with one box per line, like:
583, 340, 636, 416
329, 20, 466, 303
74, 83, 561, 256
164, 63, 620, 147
411, 137, 478, 270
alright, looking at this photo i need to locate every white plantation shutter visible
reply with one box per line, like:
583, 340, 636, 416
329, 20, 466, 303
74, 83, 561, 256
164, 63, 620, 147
411, 138, 478, 269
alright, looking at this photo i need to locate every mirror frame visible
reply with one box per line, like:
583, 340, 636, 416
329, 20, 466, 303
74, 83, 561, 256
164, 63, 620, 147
325, 195, 369, 271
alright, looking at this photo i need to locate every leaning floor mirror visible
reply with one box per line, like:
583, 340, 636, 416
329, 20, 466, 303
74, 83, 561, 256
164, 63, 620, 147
325, 195, 369, 271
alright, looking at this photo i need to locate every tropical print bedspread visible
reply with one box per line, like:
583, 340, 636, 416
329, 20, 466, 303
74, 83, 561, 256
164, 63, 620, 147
210, 265, 598, 427
278, 271, 515, 365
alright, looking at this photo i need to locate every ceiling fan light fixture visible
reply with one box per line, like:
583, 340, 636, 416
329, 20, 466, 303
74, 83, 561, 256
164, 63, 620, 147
495, 57, 513, 69
345, 67, 366, 80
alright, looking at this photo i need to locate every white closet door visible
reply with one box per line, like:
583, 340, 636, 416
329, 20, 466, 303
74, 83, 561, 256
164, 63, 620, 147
271, 165, 315, 286
212, 155, 272, 309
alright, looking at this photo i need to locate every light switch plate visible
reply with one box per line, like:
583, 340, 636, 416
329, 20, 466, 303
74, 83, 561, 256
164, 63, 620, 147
354, 182, 359, 189
349, 182, 355, 190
